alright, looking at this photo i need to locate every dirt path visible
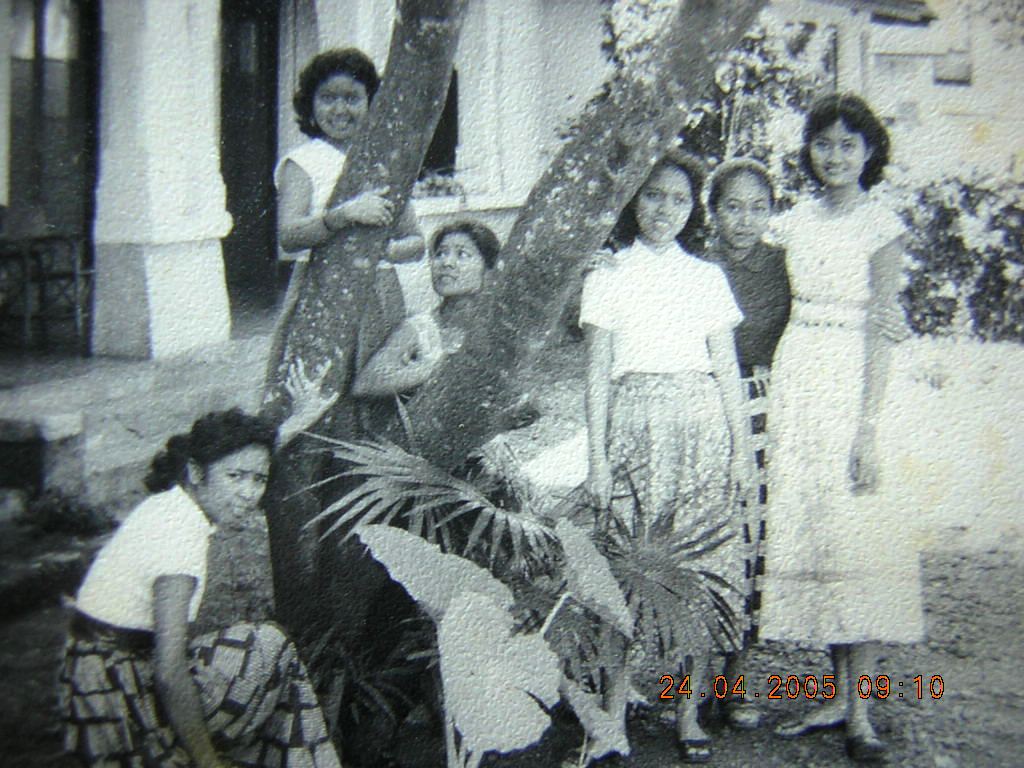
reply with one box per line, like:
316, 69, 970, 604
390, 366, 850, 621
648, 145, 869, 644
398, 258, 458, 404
2, 548, 1021, 767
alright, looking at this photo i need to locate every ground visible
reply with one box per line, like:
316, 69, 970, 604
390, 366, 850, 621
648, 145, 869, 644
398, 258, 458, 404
2, 547, 1020, 767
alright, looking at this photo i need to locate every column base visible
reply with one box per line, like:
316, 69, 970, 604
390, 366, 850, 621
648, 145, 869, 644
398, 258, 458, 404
92, 239, 232, 359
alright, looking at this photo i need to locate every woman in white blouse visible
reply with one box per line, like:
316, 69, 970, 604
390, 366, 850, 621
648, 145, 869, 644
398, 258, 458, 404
60, 366, 341, 768
580, 149, 755, 763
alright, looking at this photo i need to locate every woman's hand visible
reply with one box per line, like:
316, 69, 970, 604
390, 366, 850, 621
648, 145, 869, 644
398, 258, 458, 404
277, 359, 340, 448
586, 454, 614, 509
849, 422, 879, 494
325, 186, 393, 229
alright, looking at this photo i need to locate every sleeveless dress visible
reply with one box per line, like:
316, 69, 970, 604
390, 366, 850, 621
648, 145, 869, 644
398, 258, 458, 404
759, 197, 925, 647
272, 138, 438, 316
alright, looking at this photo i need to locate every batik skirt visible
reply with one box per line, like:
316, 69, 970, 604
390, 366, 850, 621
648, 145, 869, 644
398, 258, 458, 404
59, 614, 340, 767
737, 364, 771, 645
606, 372, 746, 662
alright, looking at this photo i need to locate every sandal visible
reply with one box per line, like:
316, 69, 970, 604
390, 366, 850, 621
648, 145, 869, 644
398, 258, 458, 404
677, 738, 713, 764
845, 733, 888, 763
773, 706, 845, 739
726, 699, 762, 730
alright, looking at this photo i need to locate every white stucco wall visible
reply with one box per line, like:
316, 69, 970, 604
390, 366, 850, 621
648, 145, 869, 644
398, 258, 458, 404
864, 0, 1024, 180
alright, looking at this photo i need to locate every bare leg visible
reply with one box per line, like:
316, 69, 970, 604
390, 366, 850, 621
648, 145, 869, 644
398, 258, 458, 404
723, 651, 761, 728
675, 653, 712, 763
844, 642, 886, 753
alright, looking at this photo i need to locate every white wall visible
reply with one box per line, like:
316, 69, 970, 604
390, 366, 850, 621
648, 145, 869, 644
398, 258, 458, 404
864, 0, 1024, 180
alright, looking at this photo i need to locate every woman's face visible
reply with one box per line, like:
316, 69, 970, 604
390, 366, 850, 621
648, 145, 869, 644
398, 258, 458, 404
313, 72, 369, 145
634, 164, 695, 245
191, 444, 271, 526
431, 232, 487, 298
809, 119, 871, 191
715, 171, 772, 252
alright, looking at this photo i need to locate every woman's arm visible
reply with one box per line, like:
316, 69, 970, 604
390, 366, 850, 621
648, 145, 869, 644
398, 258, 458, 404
708, 329, 756, 492
277, 160, 332, 253
385, 205, 426, 264
851, 237, 906, 493
351, 321, 437, 397
277, 160, 394, 253
152, 575, 228, 768
584, 324, 614, 508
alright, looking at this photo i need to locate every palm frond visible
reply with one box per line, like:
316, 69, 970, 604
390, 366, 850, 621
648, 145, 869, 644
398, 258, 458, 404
304, 436, 558, 573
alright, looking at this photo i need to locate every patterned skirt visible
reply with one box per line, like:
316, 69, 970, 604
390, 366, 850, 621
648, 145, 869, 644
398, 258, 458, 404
606, 373, 746, 653
738, 365, 771, 644
59, 614, 340, 767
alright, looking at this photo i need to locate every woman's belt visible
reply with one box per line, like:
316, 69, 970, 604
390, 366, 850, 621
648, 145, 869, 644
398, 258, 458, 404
790, 296, 866, 330
70, 611, 155, 651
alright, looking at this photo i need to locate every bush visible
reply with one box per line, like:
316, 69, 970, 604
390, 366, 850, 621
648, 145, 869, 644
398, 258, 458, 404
898, 176, 1024, 342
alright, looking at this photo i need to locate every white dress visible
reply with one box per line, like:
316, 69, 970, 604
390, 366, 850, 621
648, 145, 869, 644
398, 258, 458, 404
759, 197, 925, 647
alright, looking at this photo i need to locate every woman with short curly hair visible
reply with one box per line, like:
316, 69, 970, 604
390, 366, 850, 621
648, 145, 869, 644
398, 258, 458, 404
60, 368, 340, 767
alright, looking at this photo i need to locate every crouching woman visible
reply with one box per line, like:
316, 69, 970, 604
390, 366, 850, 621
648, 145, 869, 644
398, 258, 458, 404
60, 405, 341, 767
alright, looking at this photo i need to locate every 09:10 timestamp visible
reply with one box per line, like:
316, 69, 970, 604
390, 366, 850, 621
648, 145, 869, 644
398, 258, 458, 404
857, 675, 944, 700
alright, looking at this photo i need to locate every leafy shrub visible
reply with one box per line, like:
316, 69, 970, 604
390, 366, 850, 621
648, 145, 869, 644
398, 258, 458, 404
897, 176, 1024, 342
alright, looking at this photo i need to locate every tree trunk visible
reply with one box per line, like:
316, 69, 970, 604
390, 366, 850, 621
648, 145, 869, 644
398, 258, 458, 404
263, 0, 469, 629
405, 0, 768, 468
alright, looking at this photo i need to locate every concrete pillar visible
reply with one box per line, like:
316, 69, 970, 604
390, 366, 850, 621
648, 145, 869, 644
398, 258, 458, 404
91, 0, 233, 359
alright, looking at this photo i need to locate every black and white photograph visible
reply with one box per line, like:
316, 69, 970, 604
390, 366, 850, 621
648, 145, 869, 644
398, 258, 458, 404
0, 1, 1021, 766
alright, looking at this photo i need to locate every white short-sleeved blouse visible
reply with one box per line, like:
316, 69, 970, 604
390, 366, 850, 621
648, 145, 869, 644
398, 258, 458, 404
579, 239, 743, 380
75, 487, 216, 631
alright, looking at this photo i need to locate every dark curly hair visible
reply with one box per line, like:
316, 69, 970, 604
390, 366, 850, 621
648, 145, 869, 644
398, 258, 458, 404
706, 157, 775, 217
610, 148, 706, 251
144, 408, 277, 493
799, 93, 890, 191
430, 220, 502, 269
293, 48, 380, 139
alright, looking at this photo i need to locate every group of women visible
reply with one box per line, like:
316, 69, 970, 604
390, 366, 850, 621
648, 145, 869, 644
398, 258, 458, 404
58, 46, 924, 767
580, 92, 925, 763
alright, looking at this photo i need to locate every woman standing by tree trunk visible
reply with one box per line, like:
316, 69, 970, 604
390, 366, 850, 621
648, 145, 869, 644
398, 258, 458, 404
581, 150, 755, 764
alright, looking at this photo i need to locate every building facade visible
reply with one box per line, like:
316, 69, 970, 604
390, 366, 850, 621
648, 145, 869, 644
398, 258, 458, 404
1, 0, 1020, 358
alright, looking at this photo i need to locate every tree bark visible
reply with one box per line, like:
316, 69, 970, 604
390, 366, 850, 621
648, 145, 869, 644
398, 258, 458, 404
263, 0, 469, 629
405, 0, 768, 468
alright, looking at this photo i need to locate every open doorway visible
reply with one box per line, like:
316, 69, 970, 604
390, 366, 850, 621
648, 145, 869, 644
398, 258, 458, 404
220, 0, 280, 317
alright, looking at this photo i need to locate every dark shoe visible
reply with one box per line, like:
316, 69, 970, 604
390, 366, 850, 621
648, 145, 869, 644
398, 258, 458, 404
845, 734, 888, 763
677, 739, 713, 764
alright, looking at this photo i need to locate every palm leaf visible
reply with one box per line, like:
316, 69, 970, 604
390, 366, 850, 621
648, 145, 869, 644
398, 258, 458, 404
305, 436, 558, 571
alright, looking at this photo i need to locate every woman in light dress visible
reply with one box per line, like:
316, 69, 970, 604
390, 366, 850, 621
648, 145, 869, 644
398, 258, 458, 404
759, 93, 925, 763
351, 220, 501, 405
